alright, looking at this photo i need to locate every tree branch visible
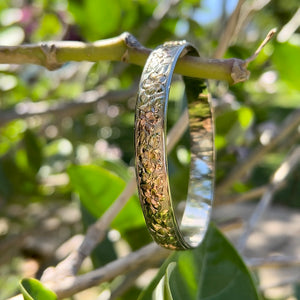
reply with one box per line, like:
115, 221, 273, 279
36, 218, 249, 299
47, 243, 169, 299
246, 255, 300, 269
0, 86, 137, 127
213, 0, 246, 59
215, 185, 269, 206
245, 28, 277, 64
138, 0, 180, 44
217, 218, 243, 232
8, 243, 168, 300
41, 178, 137, 281
277, 7, 300, 42
259, 276, 300, 291
230, 0, 272, 46
237, 146, 300, 253
0, 32, 253, 85
217, 109, 300, 195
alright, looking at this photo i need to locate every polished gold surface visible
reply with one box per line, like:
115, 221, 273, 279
135, 41, 214, 250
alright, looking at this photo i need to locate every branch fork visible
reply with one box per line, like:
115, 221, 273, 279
40, 43, 63, 70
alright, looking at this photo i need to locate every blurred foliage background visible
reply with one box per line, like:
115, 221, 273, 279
0, 0, 299, 299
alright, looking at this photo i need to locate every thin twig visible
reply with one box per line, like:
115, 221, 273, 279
55, 235, 84, 261
138, 0, 180, 44
217, 218, 243, 232
259, 276, 300, 291
8, 243, 168, 300
215, 180, 288, 206
13, 221, 247, 300
215, 185, 269, 206
245, 28, 277, 64
277, 7, 300, 42
216, 0, 273, 56
0, 86, 136, 127
217, 109, 300, 195
232, 0, 272, 45
47, 243, 169, 299
237, 146, 300, 253
246, 255, 300, 269
213, 0, 246, 59
41, 178, 137, 280
166, 109, 189, 153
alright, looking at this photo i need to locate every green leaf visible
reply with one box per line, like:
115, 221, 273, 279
1, 153, 38, 198
68, 165, 144, 233
215, 110, 238, 135
139, 224, 260, 300
118, 0, 138, 31
272, 42, 300, 91
23, 129, 43, 174
19, 278, 57, 300
122, 226, 152, 250
0, 159, 12, 198
33, 13, 62, 41
215, 135, 226, 150
152, 263, 175, 300
97, 159, 132, 182
0, 120, 25, 155
238, 106, 254, 129
86, 0, 121, 37
69, 0, 121, 40
168, 147, 189, 203
164, 262, 176, 300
